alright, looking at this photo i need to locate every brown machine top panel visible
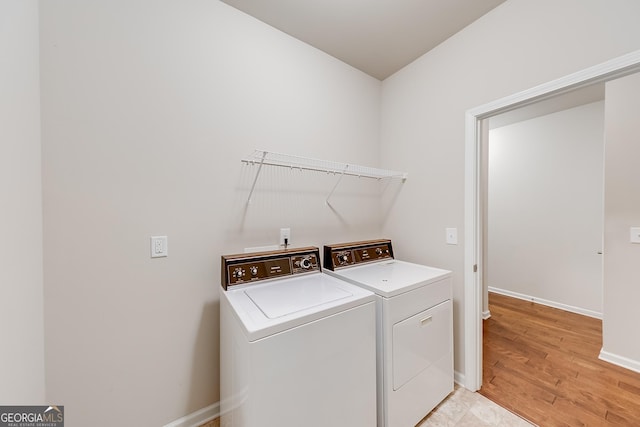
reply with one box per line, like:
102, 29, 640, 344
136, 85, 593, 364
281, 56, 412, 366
221, 246, 320, 290
323, 239, 394, 271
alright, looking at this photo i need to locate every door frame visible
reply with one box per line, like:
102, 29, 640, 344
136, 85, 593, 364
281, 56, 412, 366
463, 49, 640, 392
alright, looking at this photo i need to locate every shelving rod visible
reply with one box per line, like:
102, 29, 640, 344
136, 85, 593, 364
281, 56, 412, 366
246, 150, 267, 204
241, 159, 404, 180
326, 165, 349, 205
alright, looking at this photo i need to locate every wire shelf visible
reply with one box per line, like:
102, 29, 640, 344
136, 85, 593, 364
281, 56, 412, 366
241, 150, 408, 204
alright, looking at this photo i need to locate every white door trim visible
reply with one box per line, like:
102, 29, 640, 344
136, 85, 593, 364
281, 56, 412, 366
463, 49, 640, 392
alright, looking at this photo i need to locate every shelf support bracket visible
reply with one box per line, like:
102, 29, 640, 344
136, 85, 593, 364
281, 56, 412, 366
246, 150, 267, 204
326, 164, 349, 205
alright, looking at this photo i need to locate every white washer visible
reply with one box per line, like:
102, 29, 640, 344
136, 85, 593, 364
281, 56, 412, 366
220, 247, 377, 427
324, 240, 453, 427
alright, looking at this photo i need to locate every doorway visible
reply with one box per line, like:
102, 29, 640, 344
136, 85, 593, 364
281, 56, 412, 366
484, 95, 605, 318
463, 49, 640, 392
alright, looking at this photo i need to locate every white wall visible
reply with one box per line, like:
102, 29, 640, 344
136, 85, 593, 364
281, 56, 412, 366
487, 101, 604, 316
0, 0, 45, 404
602, 73, 640, 367
25, 0, 640, 420
39, 1, 381, 426
380, 0, 640, 378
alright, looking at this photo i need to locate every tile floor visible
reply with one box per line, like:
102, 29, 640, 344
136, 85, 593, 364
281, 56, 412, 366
417, 384, 535, 427
202, 384, 535, 427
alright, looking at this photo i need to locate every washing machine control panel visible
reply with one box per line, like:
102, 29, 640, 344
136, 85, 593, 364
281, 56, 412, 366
323, 239, 394, 270
221, 247, 320, 289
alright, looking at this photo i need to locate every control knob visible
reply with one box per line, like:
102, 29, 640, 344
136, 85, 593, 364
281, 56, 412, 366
300, 257, 312, 270
376, 248, 383, 255
249, 266, 258, 276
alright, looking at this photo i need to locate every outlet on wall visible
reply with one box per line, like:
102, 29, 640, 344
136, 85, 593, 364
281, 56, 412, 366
151, 236, 168, 258
280, 228, 291, 247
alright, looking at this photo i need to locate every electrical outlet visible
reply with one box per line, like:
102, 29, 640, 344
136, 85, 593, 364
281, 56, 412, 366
151, 236, 168, 258
280, 228, 291, 247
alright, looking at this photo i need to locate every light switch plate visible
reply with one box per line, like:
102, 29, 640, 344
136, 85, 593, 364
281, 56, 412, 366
151, 236, 168, 257
446, 228, 458, 245
631, 227, 640, 244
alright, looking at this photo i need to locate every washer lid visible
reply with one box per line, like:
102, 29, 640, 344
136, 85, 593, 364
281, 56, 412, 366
222, 272, 375, 341
245, 278, 352, 319
328, 260, 451, 298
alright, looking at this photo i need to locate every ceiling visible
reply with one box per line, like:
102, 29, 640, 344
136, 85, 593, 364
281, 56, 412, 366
221, 0, 508, 80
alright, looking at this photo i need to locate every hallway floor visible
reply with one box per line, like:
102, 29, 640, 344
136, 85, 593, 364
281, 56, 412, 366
481, 292, 640, 425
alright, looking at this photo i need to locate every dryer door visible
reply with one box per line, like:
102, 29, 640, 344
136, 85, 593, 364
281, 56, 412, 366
392, 299, 452, 390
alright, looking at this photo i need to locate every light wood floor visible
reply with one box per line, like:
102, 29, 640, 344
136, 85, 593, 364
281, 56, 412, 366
480, 292, 640, 426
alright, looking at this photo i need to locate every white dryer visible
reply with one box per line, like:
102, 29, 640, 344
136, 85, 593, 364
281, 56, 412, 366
324, 239, 453, 427
220, 247, 377, 427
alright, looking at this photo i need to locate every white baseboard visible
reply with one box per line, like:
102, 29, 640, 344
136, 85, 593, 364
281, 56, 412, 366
488, 287, 602, 319
599, 349, 640, 374
482, 310, 491, 320
163, 402, 219, 427
454, 370, 465, 387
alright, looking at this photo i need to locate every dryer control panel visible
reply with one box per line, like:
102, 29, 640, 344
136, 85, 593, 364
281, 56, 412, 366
324, 239, 394, 270
221, 247, 320, 290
